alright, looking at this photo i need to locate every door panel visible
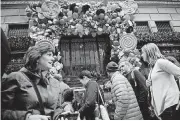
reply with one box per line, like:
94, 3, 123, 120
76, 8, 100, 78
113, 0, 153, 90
59, 35, 110, 78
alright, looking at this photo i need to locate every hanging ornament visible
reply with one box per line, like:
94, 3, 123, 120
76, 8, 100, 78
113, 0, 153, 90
84, 28, 89, 35
38, 13, 45, 19
67, 10, 73, 17
119, 33, 137, 50
121, 0, 138, 15
59, 19, 65, 25
116, 17, 121, 23
99, 13, 105, 20
53, 38, 59, 47
73, 12, 79, 19
41, 1, 61, 19
97, 28, 103, 35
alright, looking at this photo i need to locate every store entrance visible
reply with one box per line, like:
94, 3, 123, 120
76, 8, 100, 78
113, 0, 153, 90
59, 35, 111, 85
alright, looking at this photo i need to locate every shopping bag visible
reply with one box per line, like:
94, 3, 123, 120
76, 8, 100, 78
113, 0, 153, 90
97, 86, 110, 120
99, 104, 110, 120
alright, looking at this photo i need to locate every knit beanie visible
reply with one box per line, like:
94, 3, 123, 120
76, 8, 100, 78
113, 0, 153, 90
24, 40, 55, 70
35, 40, 55, 53
106, 61, 119, 72
78, 70, 92, 79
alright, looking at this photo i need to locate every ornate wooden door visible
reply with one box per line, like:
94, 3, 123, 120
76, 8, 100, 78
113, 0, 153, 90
59, 35, 111, 78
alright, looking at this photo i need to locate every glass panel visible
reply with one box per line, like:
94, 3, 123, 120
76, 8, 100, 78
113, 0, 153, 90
8, 24, 29, 37
155, 21, 172, 33
135, 22, 150, 34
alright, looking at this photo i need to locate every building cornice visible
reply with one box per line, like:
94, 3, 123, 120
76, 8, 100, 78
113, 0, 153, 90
1, 1, 180, 8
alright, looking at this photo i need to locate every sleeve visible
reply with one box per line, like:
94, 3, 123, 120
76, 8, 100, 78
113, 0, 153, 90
78, 82, 98, 115
1, 74, 34, 120
157, 59, 180, 77
134, 70, 148, 92
134, 70, 148, 102
112, 78, 129, 120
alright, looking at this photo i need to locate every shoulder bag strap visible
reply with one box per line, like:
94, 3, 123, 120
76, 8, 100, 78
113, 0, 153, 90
21, 72, 45, 115
97, 86, 105, 105
131, 70, 137, 87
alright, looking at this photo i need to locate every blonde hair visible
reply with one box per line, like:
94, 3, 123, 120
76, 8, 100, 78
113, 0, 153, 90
119, 61, 133, 70
141, 43, 165, 66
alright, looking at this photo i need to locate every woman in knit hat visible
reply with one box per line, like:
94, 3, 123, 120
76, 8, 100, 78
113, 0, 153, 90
1, 40, 64, 120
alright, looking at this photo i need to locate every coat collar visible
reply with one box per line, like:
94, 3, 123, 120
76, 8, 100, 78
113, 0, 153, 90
111, 71, 120, 82
19, 67, 50, 86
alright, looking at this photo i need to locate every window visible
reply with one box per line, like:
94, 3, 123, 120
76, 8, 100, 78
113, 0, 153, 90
59, 35, 111, 77
135, 22, 150, 34
8, 24, 29, 37
155, 21, 172, 33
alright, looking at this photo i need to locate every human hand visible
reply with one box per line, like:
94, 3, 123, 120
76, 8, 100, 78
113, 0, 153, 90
27, 114, 50, 120
74, 111, 79, 114
61, 111, 71, 115
146, 79, 152, 87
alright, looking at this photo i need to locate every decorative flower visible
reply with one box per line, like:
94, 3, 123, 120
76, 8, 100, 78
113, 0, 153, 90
26, 1, 138, 47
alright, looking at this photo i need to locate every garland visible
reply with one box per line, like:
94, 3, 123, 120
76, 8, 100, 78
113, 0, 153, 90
8, 36, 35, 51
135, 32, 180, 43
26, 0, 138, 44
8, 32, 180, 52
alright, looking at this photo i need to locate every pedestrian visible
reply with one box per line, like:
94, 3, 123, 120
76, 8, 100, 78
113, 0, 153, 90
1, 40, 63, 120
106, 61, 143, 120
78, 70, 103, 120
49, 67, 70, 105
61, 89, 75, 113
141, 43, 180, 120
119, 61, 149, 119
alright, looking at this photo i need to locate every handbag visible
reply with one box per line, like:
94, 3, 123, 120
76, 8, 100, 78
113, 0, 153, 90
97, 86, 110, 120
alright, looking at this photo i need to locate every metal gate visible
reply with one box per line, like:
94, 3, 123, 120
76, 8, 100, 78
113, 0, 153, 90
59, 35, 111, 77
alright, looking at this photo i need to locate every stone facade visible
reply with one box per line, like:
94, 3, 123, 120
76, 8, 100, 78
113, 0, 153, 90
1, 0, 180, 34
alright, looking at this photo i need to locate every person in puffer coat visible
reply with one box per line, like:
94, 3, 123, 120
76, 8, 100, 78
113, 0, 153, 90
106, 61, 143, 120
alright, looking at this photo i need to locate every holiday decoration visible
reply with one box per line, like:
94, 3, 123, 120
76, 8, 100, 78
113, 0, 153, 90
26, 0, 138, 44
120, 0, 138, 15
119, 33, 137, 50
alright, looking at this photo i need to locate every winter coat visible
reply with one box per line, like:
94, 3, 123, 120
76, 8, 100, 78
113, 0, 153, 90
111, 71, 143, 120
58, 81, 70, 105
125, 70, 148, 103
1, 67, 63, 120
79, 80, 100, 120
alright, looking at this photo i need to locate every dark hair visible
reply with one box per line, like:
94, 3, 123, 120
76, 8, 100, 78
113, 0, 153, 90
24, 41, 55, 71
63, 89, 74, 102
78, 70, 92, 79
110, 55, 120, 64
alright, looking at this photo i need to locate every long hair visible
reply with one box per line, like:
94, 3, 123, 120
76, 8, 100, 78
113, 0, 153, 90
141, 43, 165, 66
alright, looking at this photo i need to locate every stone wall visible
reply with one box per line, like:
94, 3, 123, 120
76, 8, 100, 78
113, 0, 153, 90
1, 3, 180, 34
134, 7, 180, 32
1, 8, 27, 35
